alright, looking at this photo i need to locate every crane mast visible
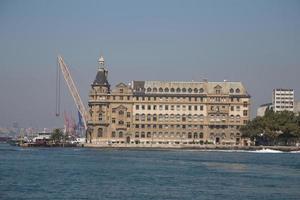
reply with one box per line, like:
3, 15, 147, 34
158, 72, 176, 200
57, 56, 88, 130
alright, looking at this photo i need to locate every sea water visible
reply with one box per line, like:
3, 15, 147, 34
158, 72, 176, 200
0, 143, 300, 200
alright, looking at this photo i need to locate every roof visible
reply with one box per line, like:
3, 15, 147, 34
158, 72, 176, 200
93, 68, 109, 86
131, 80, 249, 96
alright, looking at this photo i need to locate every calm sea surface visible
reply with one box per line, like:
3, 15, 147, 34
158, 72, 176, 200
0, 143, 300, 200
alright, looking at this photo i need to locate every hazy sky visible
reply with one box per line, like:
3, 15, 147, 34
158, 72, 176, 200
0, 0, 299, 128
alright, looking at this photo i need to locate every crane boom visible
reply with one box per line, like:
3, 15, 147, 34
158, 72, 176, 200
57, 55, 88, 130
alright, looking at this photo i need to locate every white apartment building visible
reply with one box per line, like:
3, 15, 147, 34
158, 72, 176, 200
272, 89, 294, 112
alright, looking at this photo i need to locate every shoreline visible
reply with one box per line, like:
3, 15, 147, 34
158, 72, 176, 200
83, 144, 300, 152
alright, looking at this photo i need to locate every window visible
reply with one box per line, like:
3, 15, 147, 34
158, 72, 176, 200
119, 110, 124, 115
230, 88, 234, 93
194, 88, 198, 93
171, 105, 174, 110
153, 88, 157, 92
141, 105, 145, 110
159, 88, 163, 92
119, 96, 123, 100
236, 88, 240, 93
200, 105, 203, 111
118, 120, 124, 125
153, 105, 157, 110
188, 133, 192, 138
98, 128, 103, 137
170, 88, 175, 92
194, 105, 197, 110
119, 132, 123, 138
165, 88, 169, 92
153, 114, 157, 121
111, 131, 116, 138
135, 114, 139, 121
182, 88, 187, 93
188, 105, 192, 111
147, 105, 151, 110
112, 118, 116, 123
127, 112, 130, 118
199, 88, 204, 93
243, 101, 248, 108
147, 87, 151, 92
165, 105, 169, 110
243, 110, 248, 116
176, 88, 181, 92
147, 132, 151, 138
135, 132, 139, 138
216, 89, 221, 94
188, 88, 192, 93
194, 133, 198, 139
147, 114, 151, 121
141, 114, 145, 121
98, 113, 103, 121
199, 132, 203, 138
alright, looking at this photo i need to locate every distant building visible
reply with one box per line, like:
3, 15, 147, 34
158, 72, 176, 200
256, 103, 273, 117
272, 89, 294, 112
294, 101, 300, 114
86, 56, 251, 146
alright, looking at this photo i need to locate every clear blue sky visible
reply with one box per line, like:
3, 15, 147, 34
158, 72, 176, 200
0, 0, 299, 128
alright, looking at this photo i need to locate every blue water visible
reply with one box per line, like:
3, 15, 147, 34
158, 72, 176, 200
0, 143, 300, 200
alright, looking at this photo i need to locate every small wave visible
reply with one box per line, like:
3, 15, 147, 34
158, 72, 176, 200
253, 148, 283, 153
290, 151, 300, 153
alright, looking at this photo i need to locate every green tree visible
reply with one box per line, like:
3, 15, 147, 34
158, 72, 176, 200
51, 129, 64, 144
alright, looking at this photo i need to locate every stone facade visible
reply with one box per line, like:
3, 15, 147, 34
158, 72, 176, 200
87, 57, 251, 146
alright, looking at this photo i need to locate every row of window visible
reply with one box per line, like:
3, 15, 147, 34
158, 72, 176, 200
142, 87, 241, 94
134, 114, 245, 122
135, 104, 204, 111
96, 95, 243, 103
134, 124, 242, 129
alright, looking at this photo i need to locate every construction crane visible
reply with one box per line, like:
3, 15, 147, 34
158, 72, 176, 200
56, 55, 88, 130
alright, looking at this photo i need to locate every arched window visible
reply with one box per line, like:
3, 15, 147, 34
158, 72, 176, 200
170, 114, 175, 121
182, 88, 187, 93
236, 115, 240, 119
170, 88, 175, 92
199, 88, 204, 93
164, 88, 169, 92
135, 132, 139, 138
159, 87, 163, 92
199, 132, 203, 138
118, 110, 124, 115
153, 87, 157, 92
119, 131, 123, 138
193, 114, 198, 121
135, 114, 139, 121
153, 114, 157, 121
188, 88, 193, 93
147, 132, 151, 138
188, 114, 192, 121
176, 114, 181, 121
188, 132, 192, 138
159, 114, 163, 121
98, 128, 103, 137
164, 114, 169, 120
141, 132, 145, 138
176, 88, 181, 92
112, 131, 116, 138
141, 114, 145, 121
194, 132, 198, 139
147, 87, 152, 92
147, 114, 151, 121
118, 120, 124, 125
236, 88, 240, 93
230, 88, 234, 93
194, 88, 198, 93
230, 132, 234, 139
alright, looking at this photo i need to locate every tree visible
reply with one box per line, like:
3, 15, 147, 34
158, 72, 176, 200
51, 129, 64, 144
240, 110, 300, 145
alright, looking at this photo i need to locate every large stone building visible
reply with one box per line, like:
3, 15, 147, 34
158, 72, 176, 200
87, 57, 251, 146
